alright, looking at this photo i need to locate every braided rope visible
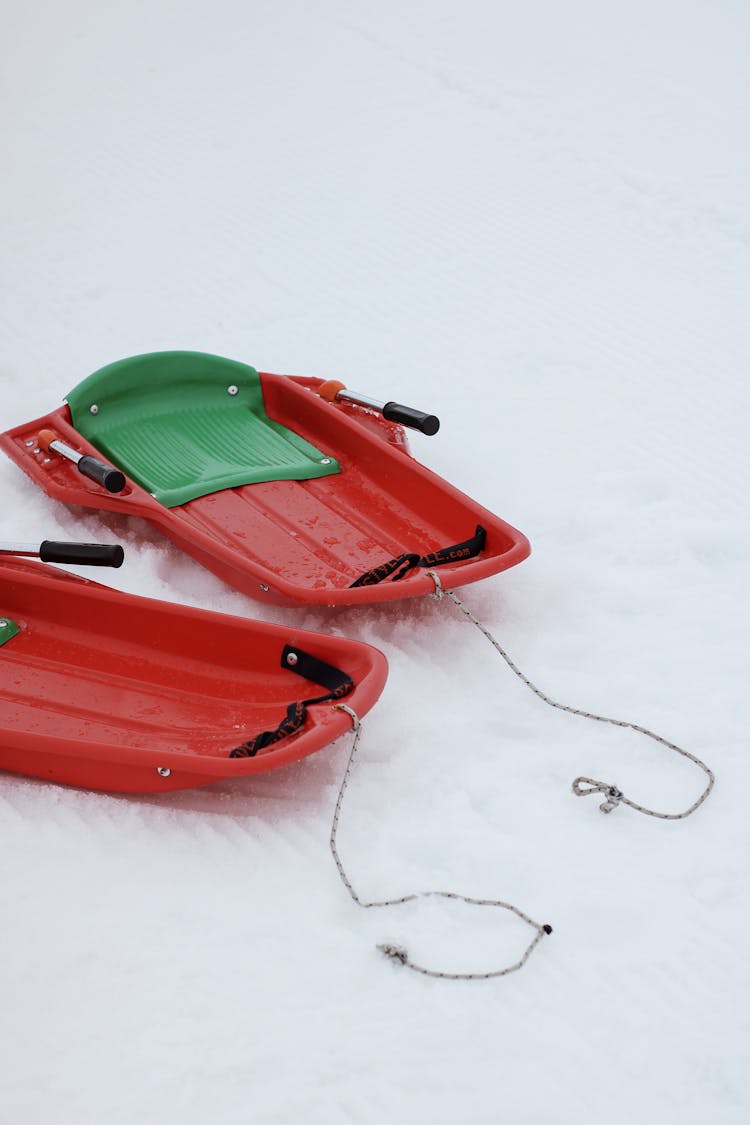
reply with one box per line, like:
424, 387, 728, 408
429, 576, 714, 820
330, 703, 552, 981
327, 578, 713, 980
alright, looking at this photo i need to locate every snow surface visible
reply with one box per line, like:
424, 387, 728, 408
2, 2, 749, 1122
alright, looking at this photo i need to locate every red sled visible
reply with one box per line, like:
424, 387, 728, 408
0, 550, 387, 793
0, 352, 530, 606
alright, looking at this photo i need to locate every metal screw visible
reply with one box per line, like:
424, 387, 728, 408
0, 621, 8, 629
286, 651, 299, 666
24, 439, 35, 447
259, 583, 269, 592
320, 457, 332, 465
90, 404, 99, 415
157, 766, 171, 777
227, 385, 239, 396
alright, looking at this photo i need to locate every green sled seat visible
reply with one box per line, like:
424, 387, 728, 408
66, 351, 340, 507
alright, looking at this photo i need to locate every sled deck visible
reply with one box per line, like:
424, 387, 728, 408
0, 555, 387, 793
0, 351, 530, 606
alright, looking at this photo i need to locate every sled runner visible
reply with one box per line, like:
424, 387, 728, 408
0, 351, 530, 606
0, 547, 387, 793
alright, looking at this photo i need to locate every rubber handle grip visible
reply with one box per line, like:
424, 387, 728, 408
39, 541, 125, 567
77, 455, 126, 493
381, 402, 440, 436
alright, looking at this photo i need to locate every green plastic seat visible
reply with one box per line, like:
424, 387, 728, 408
67, 351, 340, 507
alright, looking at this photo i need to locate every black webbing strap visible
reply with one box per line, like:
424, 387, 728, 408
349, 552, 422, 587
229, 644, 354, 758
349, 525, 486, 588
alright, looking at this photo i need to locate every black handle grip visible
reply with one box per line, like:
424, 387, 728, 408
39, 541, 125, 567
382, 402, 440, 436
77, 455, 126, 493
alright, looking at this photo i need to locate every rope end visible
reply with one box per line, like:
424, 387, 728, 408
377, 943, 409, 966
600, 787, 624, 814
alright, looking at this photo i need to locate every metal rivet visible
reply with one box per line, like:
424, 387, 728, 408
320, 457, 331, 465
0, 621, 8, 629
157, 766, 171, 777
25, 439, 35, 447
90, 404, 99, 415
227, 385, 239, 396
286, 651, 298, 666
43, 457, 52, 464
259, 583, 269, 592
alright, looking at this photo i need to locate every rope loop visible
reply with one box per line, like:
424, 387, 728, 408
333, 702, 361, 732
572, 776, 625, 814
425, 569, 443, 599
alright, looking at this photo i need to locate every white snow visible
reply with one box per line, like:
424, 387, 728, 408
2, 2, 749, 1122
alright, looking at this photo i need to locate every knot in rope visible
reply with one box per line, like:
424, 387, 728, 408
572, 777, 624, 814
378, 943, 409, 965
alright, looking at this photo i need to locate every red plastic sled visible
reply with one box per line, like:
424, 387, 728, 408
0, 353, 530, 606
0, 555, 387, 793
